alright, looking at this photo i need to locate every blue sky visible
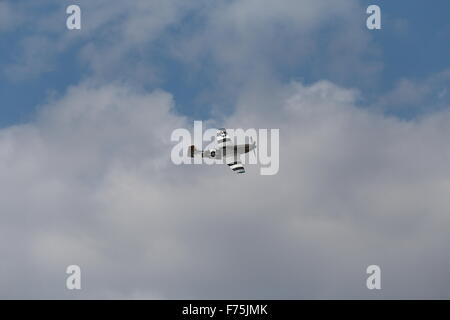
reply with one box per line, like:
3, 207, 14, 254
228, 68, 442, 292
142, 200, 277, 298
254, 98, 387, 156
1, 1, 450, 126
373, 0, 450, 79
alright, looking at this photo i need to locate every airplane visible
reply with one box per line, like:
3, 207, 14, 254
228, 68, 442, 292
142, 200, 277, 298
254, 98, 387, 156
188, 128, 257, 174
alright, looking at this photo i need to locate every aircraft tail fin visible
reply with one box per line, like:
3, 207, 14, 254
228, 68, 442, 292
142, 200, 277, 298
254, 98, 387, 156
188, 145, 202, 158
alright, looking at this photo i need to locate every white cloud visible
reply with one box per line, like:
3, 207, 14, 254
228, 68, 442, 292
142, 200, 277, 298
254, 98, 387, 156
1, 79, 450, 298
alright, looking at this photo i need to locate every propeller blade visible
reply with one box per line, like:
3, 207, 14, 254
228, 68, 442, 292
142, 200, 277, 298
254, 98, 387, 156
250, 136, 257, 158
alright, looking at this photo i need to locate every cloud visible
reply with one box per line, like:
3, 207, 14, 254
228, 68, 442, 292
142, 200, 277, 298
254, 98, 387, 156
1, 78, 450, 298
0, 1, 21, 32
0, 82, 186, 298
4, 36, 58, 81
2, 0, 450, 300
170, 0, 382, 108
2, 0, 380, 92
1, 0, 204, 82
374, 69, 450, 115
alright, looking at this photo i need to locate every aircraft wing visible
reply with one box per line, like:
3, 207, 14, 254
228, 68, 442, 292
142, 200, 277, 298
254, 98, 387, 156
216, 128, 233, 148
225, 156, 245, 174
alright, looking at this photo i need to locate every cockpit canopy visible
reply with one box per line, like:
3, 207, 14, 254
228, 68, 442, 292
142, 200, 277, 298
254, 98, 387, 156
217, 128, 227, 137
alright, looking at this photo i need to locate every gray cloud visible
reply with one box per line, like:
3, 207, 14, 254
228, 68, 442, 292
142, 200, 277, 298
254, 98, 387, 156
1, 79, 450, 298
374, 69, 450, 115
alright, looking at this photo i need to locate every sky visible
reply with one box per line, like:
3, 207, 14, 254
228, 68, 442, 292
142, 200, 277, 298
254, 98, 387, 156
1, 0, 450, 299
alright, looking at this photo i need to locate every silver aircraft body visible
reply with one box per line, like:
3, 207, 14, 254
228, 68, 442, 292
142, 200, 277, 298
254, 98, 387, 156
188, 128, 256, 174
